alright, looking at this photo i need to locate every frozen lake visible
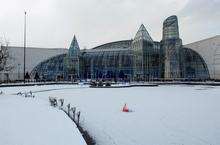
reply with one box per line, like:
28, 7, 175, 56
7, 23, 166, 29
1, 84, 220, 145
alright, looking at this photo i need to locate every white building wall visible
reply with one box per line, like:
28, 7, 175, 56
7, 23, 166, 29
184, 35, 220, 80
0, 46, 68, 82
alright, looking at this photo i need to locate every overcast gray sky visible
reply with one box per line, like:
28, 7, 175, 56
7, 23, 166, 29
0, 0, 219, 49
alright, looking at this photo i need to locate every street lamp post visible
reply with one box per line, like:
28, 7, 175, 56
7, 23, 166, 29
18, 63, 21, 80
23, 11, 27, 83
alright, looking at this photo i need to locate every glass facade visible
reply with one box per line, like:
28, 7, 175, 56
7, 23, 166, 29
161, 15, 182, 79
31, 16, 210, 81
132, 24, 160, 81
31, 54, 67, 81
81, 48, 133, 81
162, 15, 179, 40
180, 48, 209, 80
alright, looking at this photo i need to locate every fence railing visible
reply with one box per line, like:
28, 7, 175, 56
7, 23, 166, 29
16, 91, 96, 145
48, 97, 96, 145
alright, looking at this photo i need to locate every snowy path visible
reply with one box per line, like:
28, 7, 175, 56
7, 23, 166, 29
0, 93, 87, 145
1, 85, 220, 145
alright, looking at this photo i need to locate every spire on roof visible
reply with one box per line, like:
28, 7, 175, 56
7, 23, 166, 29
68, 35, 80, 57
134, 24, 153, 42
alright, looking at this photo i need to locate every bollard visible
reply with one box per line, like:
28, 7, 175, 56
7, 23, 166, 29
67, 104, 71, 115
77, 111, 81, 126
59, 99, 64, 107
54, 98, 57, 107
49, 97, 58, 107
71, 107, 76, 121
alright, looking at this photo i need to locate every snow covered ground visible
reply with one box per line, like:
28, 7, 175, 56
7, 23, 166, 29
0, 91, 86, 145
1, 84, 220, 145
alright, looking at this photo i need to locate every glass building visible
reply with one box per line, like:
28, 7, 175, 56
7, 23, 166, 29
31, 15, 209, 81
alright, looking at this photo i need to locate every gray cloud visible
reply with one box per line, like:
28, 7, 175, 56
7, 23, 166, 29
0, 0, 218, 48
178, 0, 220, 44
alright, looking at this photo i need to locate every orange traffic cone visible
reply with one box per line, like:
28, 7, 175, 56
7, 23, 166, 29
122, 103, 129, 112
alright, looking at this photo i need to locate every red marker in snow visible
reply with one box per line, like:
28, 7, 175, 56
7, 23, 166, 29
122, 103, 129, 112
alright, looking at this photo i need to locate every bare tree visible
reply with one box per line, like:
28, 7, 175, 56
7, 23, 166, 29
0, 36, 14, 72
